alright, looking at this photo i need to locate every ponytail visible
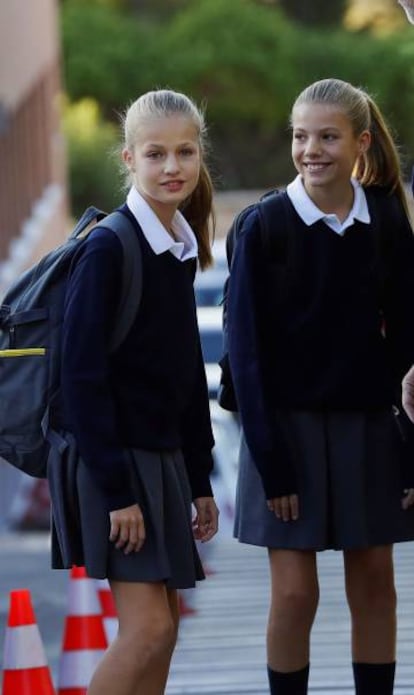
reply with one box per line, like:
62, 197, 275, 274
354, 96, 409, 215
181, 162, 215, 270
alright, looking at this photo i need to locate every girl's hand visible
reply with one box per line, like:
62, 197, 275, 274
109, 503, 145, 554
267, 494, 299, 522
402, 488, 414, 511
402, 365, 414, 423
192, 497, 219, 542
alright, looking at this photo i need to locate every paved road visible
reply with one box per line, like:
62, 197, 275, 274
1, 525, 414, 694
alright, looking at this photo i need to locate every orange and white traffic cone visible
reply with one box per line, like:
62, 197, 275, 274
95, 579, 118, 644
178, 591, 197, 617
57, 566, 108, 695
2, 588, 55, 695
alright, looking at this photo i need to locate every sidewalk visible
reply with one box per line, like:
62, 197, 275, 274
1, 530, 414, 693
167, 533, 414, 694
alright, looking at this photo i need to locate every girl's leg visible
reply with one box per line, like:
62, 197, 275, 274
344, 545, 396, 694
267, 549, 319, 693
135, 587, 180, 694
87, 580, 179, 695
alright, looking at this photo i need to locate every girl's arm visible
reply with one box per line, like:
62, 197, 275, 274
383, 195, 414, 383
383, 195, 414, 490
61, 230, 136, 512
180, 335, 215, 499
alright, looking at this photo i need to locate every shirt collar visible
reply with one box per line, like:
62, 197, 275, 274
126, 186, 198, 261
286, 175, 370, 236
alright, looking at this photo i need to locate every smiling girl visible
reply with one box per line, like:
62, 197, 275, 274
227, 78, 414, 694
55, 89, 219, 694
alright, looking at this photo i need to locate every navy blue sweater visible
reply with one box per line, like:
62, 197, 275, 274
61, 207, 214, 511
227, 189, 414, 499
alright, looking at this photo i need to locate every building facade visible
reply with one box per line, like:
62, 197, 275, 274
0, 0, 68, 295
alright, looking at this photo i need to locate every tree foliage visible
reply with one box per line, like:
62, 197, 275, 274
61, 0, 161, 117
161, 0, 296, 124
60, 0, 414, 210
62, 97, 124, 215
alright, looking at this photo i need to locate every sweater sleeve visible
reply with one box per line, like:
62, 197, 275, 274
180, 331, 215, 499
381, 194, 414, 488
227, 209, 298, 499
61, 229, 136, 512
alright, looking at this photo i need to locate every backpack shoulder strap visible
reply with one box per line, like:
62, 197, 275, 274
258, 190, 298, 303
69, 206, 107, 240
257, 189, 291, 260
225, 189, 282, 268
95, 210, 143, 351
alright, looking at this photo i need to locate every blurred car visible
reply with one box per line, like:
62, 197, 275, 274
196, 239, 228, 398
197, 305, 223, 398
194, 238, 228, 308
209, 399, 240, 529
210, 399, 239, 488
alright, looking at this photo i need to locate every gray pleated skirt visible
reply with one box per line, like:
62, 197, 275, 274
234, 410, 414, 551
49, 434, 204, 588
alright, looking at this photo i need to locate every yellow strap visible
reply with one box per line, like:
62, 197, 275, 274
0, 348, 46, 357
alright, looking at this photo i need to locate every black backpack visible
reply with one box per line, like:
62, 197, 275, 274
217, 190, 293, 412
0, 207, 142, 477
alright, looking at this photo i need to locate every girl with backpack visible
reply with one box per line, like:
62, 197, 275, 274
56, 89, 219, 694
226, 78, 414, 694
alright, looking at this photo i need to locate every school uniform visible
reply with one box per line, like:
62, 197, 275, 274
229, 176, 414, 550
50, 187, 214, 587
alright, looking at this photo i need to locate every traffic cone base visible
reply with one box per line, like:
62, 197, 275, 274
3, 668, 55, 694
2, 588, 55, 695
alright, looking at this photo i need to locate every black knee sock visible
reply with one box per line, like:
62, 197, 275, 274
352, 662, 395, 695
267, 664, 309, 694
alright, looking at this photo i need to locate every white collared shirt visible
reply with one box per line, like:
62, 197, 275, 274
126, 187, 198, 261
286, 175, 370, 236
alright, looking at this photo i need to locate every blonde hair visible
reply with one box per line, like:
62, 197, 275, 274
291, 78, 408, 214
122, 89, 215, 269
